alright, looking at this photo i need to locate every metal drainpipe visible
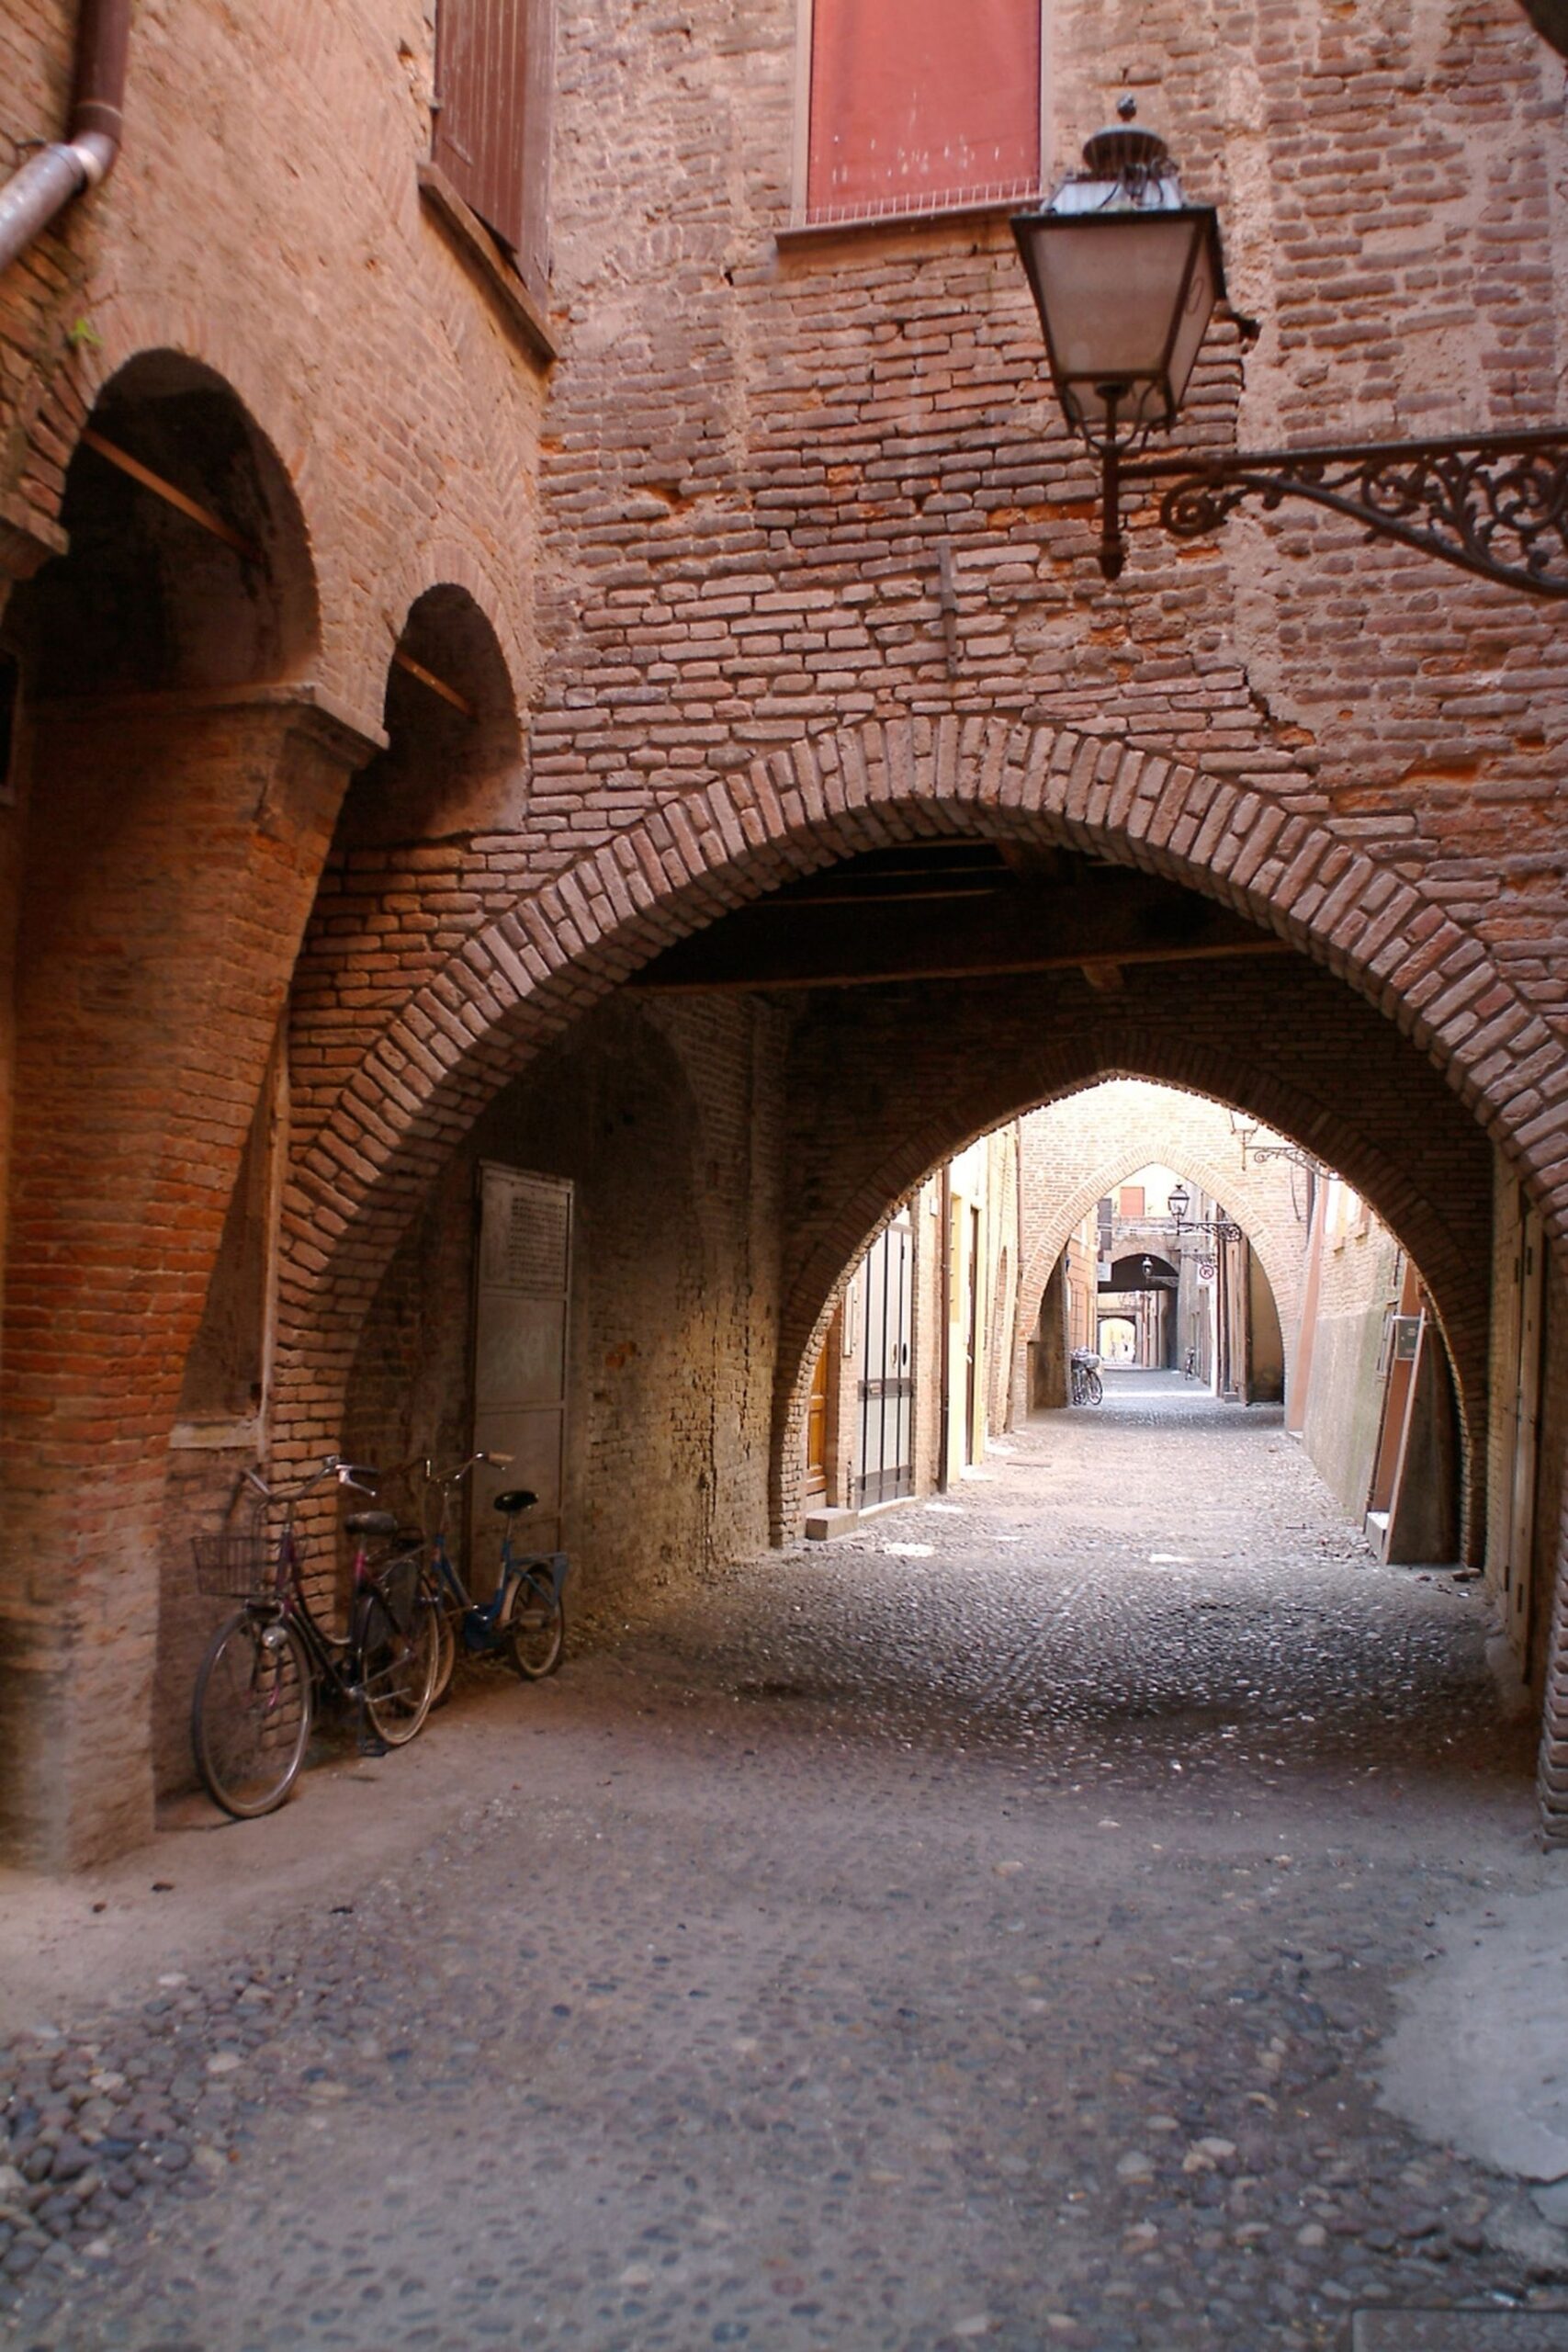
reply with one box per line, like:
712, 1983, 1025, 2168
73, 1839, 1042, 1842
0, 0, 130, 276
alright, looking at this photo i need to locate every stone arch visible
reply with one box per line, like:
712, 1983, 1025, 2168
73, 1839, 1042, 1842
1017, 1148, 1300, 1395
766, 1035, 1488, 1562
1010, 1099, 1311, 1424
21, 321, 333, 685
277, 717, 1568, 1400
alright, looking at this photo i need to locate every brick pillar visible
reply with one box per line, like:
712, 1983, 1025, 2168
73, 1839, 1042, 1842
0, 684, 381, 1869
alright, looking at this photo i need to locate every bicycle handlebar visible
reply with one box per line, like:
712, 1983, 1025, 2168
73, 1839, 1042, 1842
239, 1455, 381, 1507
423, 1448, 515, 1487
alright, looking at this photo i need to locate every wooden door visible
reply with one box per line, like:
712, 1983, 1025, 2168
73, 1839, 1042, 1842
470, 1163, 573, 1588
805, 1336, 830, 1499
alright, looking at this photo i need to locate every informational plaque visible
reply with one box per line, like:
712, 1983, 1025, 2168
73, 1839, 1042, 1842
470, 1164, 573, 1568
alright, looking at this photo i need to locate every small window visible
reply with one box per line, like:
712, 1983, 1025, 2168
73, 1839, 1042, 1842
433, 0, 556, 298
1118, 1184, 1145, 1221
801, 0, 1043, 228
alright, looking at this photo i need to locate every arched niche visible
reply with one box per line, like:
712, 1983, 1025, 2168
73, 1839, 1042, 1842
333, 583, 520, 848
9, 349, 317, 697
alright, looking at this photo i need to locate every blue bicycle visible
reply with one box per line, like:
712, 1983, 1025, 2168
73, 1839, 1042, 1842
412, 1451, 570, 1702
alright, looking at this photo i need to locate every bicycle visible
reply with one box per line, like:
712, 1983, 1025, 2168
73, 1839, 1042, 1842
408, 1450, 570, 1701
1069, 1349, 1104, 1407
189, 1456, 439, 1819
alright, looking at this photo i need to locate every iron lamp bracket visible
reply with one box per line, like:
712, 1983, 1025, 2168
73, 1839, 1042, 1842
1105, 424, 1568, 596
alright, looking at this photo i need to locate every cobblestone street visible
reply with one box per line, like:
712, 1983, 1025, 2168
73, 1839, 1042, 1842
3, 1375, 1564, 2351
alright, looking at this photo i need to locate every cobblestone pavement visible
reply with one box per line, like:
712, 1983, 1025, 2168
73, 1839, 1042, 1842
4, 1374, 1565, 2351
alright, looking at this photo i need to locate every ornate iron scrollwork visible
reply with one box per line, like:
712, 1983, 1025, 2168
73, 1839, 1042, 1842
1121, 427, 1568, 598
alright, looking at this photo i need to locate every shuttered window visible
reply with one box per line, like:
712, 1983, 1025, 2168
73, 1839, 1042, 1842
804, 0, 1043, 226
434, 0, 556, 299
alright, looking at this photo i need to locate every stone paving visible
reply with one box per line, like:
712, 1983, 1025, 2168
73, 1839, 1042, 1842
3, 1373, 1566, 2351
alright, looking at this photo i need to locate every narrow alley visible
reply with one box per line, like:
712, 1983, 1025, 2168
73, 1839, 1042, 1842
1, 1385, 1562, 2351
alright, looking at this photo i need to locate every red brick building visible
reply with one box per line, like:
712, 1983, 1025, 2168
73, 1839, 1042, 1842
3, 0, 1568, 1865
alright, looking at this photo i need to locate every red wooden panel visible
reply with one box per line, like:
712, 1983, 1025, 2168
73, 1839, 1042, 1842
434, 0, 554, 293
807, 0, 1041, 222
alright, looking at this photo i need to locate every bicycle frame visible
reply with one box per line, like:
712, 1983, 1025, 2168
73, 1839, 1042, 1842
240, 1462, 421, 1713
419, 1454, 568, 1658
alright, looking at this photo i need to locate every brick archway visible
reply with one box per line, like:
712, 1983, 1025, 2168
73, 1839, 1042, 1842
1011, 1144, 1305, 1404
765, 1027, 1491, 1559
279, 715, 1568, 1387
265, 713, 1568, 1841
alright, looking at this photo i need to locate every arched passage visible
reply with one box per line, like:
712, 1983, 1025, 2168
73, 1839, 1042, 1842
272, 721, 1568, 1453
21, 708, 1563, 1859
1009, 1097, 1310, 1422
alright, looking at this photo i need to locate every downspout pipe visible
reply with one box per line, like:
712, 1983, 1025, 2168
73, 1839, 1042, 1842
0, 0, 130, 276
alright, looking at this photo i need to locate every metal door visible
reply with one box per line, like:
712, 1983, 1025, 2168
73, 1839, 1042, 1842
857, 1211, 914, 1506
470, 1163, 573, 1587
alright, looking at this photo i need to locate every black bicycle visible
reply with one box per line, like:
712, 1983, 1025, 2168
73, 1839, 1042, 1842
1069, 1348, 1104, 1407
189, 1456, 439, 1819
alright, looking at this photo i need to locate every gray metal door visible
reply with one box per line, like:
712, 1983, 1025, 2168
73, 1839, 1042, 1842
470, 1163, 573, 1586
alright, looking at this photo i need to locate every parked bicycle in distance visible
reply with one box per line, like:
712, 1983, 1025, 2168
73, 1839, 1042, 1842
189, 1456, 438, 1819
407, 1450, 570, 1702
1070, 1348, 1104, 1408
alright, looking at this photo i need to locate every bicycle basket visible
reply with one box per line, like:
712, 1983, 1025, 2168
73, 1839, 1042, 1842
191, 1531, 278, 1600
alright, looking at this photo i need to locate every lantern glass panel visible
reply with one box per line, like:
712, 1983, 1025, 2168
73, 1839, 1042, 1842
1164, 219, 1221, 413
1018, 212, 1205, 431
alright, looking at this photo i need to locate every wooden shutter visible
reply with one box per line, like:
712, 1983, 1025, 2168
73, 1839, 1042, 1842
434, 0, 555, 297
807, 0, 1041, 224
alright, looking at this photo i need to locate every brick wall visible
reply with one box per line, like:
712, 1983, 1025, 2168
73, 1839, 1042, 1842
5, 0, 1568, 1857
338, 994, 784, 1643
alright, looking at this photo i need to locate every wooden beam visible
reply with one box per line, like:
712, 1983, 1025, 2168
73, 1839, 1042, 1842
391, 647, 475, 718
631, 866, 1292, 993
634, 934, 1292, 993
81, 429, 262, 563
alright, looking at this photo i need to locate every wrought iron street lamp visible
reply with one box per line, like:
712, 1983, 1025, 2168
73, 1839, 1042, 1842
1226, 1111, 1328, 1180
1164, 1183, 1242, 1245
1012, 102, 1568, 594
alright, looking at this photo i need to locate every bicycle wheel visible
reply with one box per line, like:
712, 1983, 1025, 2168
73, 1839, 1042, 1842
192, 1610, 312, 1819
362, 1579, 439, 1745
1086, 1369, 1104, 1405
507, 1567, 565, 1680
424, 1571, 457, 1708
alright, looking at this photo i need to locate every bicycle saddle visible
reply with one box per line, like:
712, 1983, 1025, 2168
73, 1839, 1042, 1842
345, 1510, 401, 1538
492, 1488, 537, 1515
